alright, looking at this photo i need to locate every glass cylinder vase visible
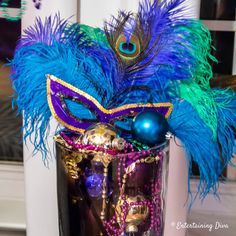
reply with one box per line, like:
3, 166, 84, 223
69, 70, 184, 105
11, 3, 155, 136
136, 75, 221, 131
55, 130, 169, 236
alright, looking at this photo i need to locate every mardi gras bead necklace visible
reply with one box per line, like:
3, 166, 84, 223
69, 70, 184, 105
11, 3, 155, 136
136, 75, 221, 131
0, 0, 26, 21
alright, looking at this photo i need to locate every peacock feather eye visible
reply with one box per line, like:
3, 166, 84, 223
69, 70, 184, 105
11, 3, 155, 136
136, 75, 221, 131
115, 34, 141, 60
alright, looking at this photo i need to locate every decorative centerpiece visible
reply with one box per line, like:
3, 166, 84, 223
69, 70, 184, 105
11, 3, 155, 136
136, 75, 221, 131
8, 0, 236, 235
55, 121, 169, 235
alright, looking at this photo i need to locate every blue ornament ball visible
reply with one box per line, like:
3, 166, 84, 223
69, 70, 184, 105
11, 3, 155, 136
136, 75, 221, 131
131, 110, 169, 146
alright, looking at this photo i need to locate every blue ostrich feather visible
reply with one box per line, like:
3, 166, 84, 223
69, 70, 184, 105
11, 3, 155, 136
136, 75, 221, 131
10, 16, 117, 160
169, 89, 236, 198
169, 100, 222, 198
213, 89, 236, 162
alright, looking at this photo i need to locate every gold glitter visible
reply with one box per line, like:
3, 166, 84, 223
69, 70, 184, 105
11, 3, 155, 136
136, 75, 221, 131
47, 76, 85, 133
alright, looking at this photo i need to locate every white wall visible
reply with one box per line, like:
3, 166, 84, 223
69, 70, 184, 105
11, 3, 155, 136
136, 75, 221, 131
80, 0, 139, 27
182, 0, 201, 19
80, 0, 200, 27
22, 1, 77, 236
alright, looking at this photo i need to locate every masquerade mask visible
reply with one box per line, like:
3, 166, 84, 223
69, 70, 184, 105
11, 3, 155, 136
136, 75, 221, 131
47, 74, 173, 133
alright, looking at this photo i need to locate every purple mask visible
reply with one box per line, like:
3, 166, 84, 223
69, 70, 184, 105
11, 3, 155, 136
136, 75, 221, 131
47, 74, 173, 133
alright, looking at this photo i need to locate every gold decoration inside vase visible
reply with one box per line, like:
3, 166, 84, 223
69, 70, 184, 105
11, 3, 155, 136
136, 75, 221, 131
116, 195, 150, 233
81, 123, 118, 148
55, 122, 166, 236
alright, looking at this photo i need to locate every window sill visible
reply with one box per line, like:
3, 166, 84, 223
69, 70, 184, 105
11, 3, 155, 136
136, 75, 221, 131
0, 162, 25, 232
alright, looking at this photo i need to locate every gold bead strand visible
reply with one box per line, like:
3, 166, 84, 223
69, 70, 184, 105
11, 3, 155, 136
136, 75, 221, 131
101, 165, 108, 221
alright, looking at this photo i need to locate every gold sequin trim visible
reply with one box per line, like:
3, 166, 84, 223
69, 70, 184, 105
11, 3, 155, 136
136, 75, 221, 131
47, 75, 85, 133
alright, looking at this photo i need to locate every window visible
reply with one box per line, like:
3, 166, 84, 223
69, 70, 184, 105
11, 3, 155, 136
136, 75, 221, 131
0, 1, 23, 162
200, 0, 236, 76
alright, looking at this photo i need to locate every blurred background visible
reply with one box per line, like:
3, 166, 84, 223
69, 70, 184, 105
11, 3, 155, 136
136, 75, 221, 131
0, 0, 235, 236
0, 0, 22, 162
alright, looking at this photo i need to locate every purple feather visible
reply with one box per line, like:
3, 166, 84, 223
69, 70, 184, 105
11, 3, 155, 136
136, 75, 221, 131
104, 0, 214, 105
19, 14, 68, 47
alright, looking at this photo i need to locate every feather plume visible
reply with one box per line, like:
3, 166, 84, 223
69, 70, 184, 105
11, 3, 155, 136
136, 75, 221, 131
213, 89, 236, 161
105, 0, 216, 107
169, 100, 222, 197
11, 15, 117, 159
179, 81, 218, 138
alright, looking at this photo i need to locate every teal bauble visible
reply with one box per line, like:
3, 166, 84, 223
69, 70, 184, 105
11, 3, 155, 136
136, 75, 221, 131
131, 111, 169, 146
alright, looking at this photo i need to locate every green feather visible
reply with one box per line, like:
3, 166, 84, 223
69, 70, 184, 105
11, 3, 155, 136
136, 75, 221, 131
179, 81, 218, 138
178, 21, 219, 138
79, 24, 108, 45
193, 23, 217, 88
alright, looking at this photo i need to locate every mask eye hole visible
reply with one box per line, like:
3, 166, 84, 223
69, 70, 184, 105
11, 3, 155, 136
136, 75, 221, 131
115, 34, 140, 60
62, 97, 98, 122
